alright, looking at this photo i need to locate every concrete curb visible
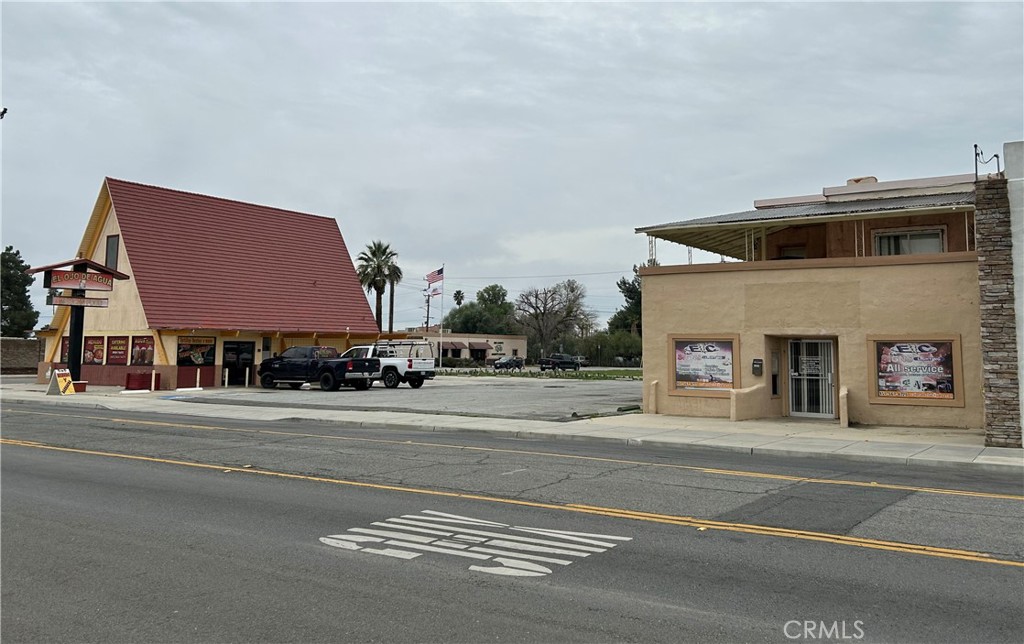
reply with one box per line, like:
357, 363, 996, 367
3, 391, 1022, 476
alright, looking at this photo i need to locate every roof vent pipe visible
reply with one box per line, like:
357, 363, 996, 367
846, 176, 878, 186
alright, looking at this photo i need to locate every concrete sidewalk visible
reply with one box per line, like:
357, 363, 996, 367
2, 381, 1022, 475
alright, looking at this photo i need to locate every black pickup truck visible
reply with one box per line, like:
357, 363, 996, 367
258, 345, 380, 391
537, 353, 580, 371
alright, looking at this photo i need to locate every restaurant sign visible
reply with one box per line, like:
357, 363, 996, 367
44, 270, 115, 292
48, 295, 109, 308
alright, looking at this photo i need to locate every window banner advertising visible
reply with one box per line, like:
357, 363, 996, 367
60, 337, 70, 363
83, 336, 105, 365
107, 336, 129, 365
177, 336, 216, 366
675, 340, 734, 389
131, 336, 155, 365
876, 341, 954, 399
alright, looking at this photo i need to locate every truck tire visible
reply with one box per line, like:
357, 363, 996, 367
319, 372, 340, 392
260, 373, 276, 389
353, 378, 370, 391
382, 369, 401, 389
408, 377, 424, 389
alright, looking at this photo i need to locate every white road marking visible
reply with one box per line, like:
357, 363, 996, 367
421, 510, 510, 526
349, 528, 437, 543
466, 547, 573, 565
361, 548, 421, 560
319, 510, 632, 577
501, 468, 528, 476
388, 518, 609, 551
372, 522, 453, 537
512, 527, 630, 547
382, 540, 492, 560
517, 527, 634, 541
469, 558, 552, 577
483, 539, 594, 557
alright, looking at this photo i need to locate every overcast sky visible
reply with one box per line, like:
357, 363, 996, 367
2, 2, 1022, 331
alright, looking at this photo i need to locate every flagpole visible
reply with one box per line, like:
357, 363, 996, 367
438, 263, 445, 371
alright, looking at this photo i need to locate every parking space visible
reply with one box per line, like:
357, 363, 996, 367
186, 375, 644, 422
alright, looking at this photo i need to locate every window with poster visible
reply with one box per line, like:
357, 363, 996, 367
106, 336, 129, 366
176, 336, 216, 366
131, 336, 155, 365
867, 335, 964, 408
83, 337, 105, 365
60, 337, 70, 363
668, 335, 740, 398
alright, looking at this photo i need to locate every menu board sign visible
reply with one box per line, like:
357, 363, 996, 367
107, 336, 130, 365
177, 336, 216, 366
83, 336, 105, 365
131, 336, 155, 365
674, 340, 734, 389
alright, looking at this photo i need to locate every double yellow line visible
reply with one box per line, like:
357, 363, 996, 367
3, 437, 1021, 568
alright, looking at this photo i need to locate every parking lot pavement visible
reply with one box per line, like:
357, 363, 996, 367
179, 375, 644, 422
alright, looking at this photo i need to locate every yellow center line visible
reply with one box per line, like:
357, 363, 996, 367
2, 437, 1021, 568
4, 407, 1022, 501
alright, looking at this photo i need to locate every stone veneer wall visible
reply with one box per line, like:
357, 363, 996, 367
975, 175, 1022, 447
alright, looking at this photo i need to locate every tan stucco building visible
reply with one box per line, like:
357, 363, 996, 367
637, 145, 1022, 448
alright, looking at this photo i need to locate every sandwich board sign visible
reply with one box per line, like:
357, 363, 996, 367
46, 369, 76, 396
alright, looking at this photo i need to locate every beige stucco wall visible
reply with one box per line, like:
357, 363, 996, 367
642, 253, 983, 429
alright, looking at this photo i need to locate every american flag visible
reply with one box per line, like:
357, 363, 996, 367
426, 267, 444, 284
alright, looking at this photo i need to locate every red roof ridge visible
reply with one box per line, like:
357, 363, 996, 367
104, 177, 335, 222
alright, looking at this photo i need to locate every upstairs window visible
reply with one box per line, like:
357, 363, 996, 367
105, 235, 120, 270
874, 228, 944, 256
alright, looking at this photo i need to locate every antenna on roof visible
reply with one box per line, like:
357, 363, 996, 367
974, 144, 1001, 180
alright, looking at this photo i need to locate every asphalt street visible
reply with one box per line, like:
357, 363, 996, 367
3, 403, 1023, 642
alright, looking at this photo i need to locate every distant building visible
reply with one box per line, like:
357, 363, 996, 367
35, 178, 382, 389
407, 326, 527, 365
636, 141, 1022, 448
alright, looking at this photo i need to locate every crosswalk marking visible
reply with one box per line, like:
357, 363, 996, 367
320, 509, 632, 576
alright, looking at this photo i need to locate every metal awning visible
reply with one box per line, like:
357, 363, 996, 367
442, 341, 468, 350
636, 192, 975, 259
469, 342, 492, 350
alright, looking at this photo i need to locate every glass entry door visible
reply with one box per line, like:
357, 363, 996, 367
788, 340, 835, 418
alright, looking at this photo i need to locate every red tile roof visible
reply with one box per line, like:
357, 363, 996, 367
106, 177, 378, 334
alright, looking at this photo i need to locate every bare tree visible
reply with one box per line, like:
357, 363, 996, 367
514, 279, 593, 356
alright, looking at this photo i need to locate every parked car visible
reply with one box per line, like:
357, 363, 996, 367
258, 345, 380, 391
538, 353, 580, 371
493, 355, 525, 371
573, 355, 590, 367
343, 341, 436, 389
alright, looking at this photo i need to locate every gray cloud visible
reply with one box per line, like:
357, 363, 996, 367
3, 2, 1021, 329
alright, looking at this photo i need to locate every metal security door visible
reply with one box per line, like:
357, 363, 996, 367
788, 340, 835, 418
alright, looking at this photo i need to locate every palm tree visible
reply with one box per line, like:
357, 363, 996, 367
356, 241, 398, 332
453, 290, 465, 307
385, 260, 403, 334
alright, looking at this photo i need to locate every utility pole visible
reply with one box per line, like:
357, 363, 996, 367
424, 293, 431, 329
